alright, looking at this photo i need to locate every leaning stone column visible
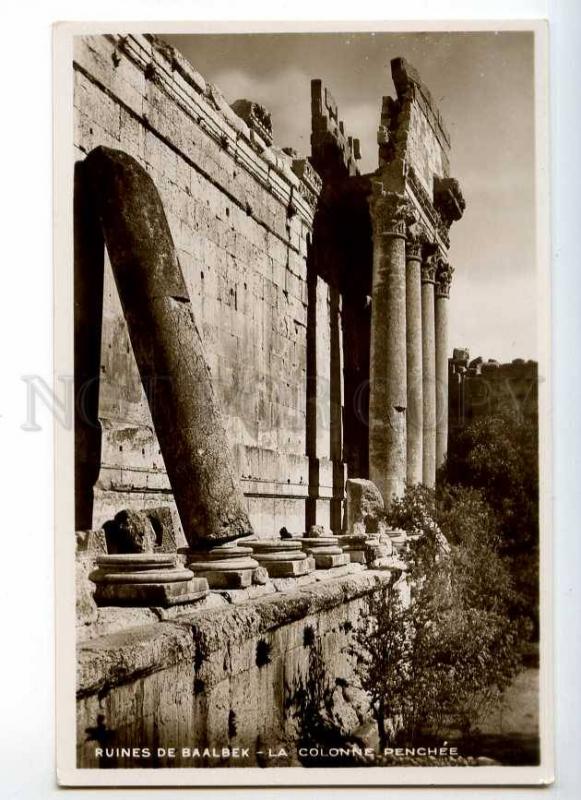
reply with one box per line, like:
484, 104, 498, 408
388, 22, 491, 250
435, 259, 454, 469
405, 225, 424, 485
368, 186, 408, 507
84, 147, 253, 552
421, 254, 437, 487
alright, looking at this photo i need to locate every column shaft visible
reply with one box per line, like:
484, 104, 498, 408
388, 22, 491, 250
85, 147, 252, 547
435, 295, 448, 468
368, 190, 408, 507
435, 261, 453, 469
405, 242, 423, 484
421, 258, 437, 487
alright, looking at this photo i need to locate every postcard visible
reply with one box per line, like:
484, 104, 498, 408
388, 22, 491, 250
54, 19, 551, 786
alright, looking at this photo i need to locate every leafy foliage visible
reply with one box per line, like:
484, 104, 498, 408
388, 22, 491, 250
445, 413, 539, 633
351, 485, 525, 745
285, 637, 366, 766
446, 413, 538, 555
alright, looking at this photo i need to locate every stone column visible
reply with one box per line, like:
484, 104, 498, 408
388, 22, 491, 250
435, 259, 454, 469
421, 254, 437, 487
84, 147, 252, 549
368, 187, 408, 507
405, 226, 424, 485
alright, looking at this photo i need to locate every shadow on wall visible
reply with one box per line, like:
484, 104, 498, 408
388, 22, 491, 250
284, 632, 368, 767
74, 160, 104, 530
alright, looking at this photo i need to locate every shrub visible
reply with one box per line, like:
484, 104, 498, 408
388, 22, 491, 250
352, 485, 525, 745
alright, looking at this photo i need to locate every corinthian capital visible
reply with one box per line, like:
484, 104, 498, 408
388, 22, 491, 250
435, 259, 454, 298
406, 221, 428, 261
421, 254, 437, 284
369, 184, 415, 238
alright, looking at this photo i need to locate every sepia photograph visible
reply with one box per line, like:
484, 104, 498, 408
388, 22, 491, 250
55, 21, 551, 786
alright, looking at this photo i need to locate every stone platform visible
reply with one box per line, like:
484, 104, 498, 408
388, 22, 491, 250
76, 568, 402, 768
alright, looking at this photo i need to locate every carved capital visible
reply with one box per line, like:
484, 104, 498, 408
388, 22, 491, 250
406, 221, 427, 261
369, 185, 414, 239
421, 255, 437, 285
435, 259, 454, 298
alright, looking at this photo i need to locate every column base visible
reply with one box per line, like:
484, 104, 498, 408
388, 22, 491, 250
90, 554, 209, 607
337, 533, 368, 564
182, 542, 260, 589
300, 535, 351, 569
247, 539, 316, 578
387, 528, 409, 554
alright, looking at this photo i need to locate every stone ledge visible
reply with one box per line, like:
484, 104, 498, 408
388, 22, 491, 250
77, 568, 395, 698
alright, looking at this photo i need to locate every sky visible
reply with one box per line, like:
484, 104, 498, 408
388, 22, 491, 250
164, 31, 537, 362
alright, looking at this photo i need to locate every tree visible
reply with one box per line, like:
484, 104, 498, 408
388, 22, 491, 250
445, 413, 538, 555
445, 413, 539, 634
351, 485, 525, 745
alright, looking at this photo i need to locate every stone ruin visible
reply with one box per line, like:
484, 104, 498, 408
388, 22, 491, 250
73, 34, 464, 767
449, 348, 538, 429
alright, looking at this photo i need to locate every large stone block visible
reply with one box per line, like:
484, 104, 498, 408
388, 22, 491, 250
343, 478, 386, 534
103, 509, 156, 554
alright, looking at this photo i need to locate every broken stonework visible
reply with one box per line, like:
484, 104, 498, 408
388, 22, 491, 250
307, 524, 329, 539
76, 529, 108, 625
103, 509, 156, 554
143, 506, 177, 552
343, 478, 386, 535
230, 99, 273, 146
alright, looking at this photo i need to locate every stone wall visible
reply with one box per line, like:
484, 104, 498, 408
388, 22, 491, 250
73, 34, 338, 538
76, 568, 396, 768
383, 57, 451, 195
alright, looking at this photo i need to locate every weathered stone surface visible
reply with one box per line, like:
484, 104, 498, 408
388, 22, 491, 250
406, 226, 424, 484
76, 528, 107, 555
337, 533, 368, 565
310, 78, 361, 179
433, 176, 466, 225
143, 505, 177, 552
89, 553, 209, 607
421, 255, 437, 487
74, 36, 328, 539
84, 146, 252, 547
307, 524, 328, 538
76, 558, 99, 626
343, 478, 385, 534
77, 569, 395, 766
103, 509, 156, 554
247, 539, 316, 579
368, 186, 409, 507
230, 99, 273, 146
183, 542, 259, 589
435, 259, 453, 469
252, 566, 270, 585
387, 529, 408, 554
300, 534, 350, 569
